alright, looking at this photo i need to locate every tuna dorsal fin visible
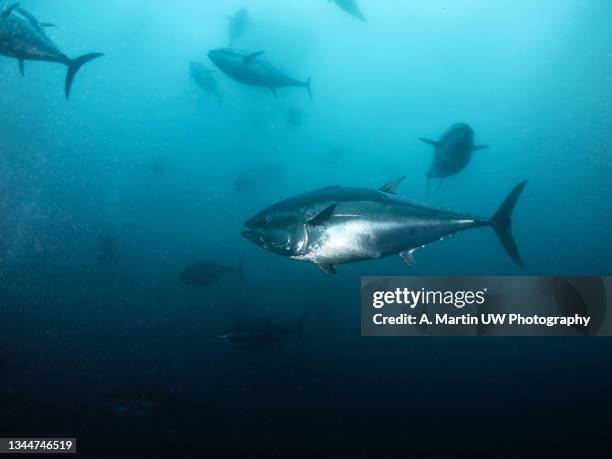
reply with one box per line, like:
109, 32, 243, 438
306, 203, 337, 227
419, 138, 440, 148
380, 176, 406, 194
244, 50, 265, 63
399, 250, 416, 267
316, 263, 336, 277
18, 59, 24, 77
473, 145, 490, 151
2, 3, 19, 18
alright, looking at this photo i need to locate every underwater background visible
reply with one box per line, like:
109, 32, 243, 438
1, 0, 611, 457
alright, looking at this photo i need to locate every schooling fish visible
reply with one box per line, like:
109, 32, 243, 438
179, 259, 244, 287
208, 48, 311, 100
190, 61, 223, 104
330, 0, 367, 23
242, 178, 527, 276
420, 123, 489, 186
0, 4, 103, 98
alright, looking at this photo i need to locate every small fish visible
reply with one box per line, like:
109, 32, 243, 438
219, 313, 307, 350
179, 259, 244, 287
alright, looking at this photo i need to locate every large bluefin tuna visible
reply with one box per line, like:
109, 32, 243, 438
0, 4, 103, 98
242, 178, 527, 275
420, 123, 490, 186
208, 48, 311, 99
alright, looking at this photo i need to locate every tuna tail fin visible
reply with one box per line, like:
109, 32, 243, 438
65, 52, 104, 99
490, 181, 528, 268
295, 313, 308, 339
236, 257, 246, 281
304, 77, 312, 101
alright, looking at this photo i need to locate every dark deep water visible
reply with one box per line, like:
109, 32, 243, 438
1, 1, 611, 457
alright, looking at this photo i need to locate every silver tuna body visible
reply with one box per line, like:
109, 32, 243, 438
242, 179, 527, 275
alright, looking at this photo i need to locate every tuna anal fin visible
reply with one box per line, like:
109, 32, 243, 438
316, 263, 336, 277
244, 50, 265, 63
269, 87, 278, 99
399, 250, 416, 267
419, 138, 440, 148
18, 59, 24, 77
307, 203, 337, 227
380, 176, 406, 194
473, 145, 490, 151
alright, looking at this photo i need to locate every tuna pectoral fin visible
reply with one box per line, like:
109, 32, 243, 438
306, 203, 337, 227
473, 145, 490, 151
316, 263, 336, 277
419, 138, 440, 148
380, 176, 406, 194
65, 52, 104, 99
491, 181, 528, 268
18, 59, 24, 77
39, 22, 57, 28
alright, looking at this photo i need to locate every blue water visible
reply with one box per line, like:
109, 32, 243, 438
1, 1, 611, 457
